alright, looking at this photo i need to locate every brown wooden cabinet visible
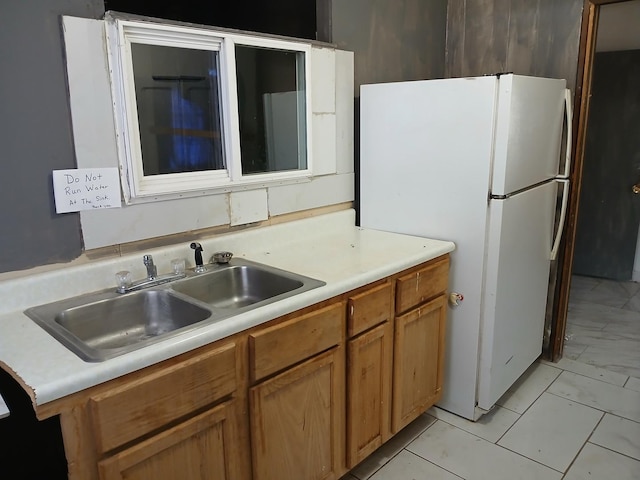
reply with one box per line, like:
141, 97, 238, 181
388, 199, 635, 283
41, 254, 450, 480
248, 302, 345, 480
345, 282, 393, 468
391, 256, 449, 433
88, 342, 238, 454
52, 339, 251, 480
250, 348, 343, 480
91, 342, 245, 480
392, 295, 447, 432
98, 399, 237, 480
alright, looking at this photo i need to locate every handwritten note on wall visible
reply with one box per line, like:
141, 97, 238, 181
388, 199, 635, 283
53, 168, 122, 213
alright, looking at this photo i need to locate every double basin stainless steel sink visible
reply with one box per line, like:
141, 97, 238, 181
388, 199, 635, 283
24, 259, 325, 362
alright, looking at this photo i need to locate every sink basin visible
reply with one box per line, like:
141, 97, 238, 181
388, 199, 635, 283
26, 290, 211, 362
25, 258, 325, 362
171, 264, 307, 309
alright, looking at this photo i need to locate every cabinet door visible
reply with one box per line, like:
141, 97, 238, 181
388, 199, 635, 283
98, 400, 238, 480
250, 347, 344, 480
346, 321, 392, 468
392, 295, 447, 433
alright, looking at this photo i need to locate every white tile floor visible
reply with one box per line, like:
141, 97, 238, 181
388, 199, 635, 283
342, 276, 640, 480
564, 275, 640, 378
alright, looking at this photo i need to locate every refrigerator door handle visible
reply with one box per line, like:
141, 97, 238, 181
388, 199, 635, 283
550, 178, 570, 260
560, 88, 573, 177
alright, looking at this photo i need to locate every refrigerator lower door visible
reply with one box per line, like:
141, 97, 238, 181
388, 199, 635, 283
477, 181, 556, 411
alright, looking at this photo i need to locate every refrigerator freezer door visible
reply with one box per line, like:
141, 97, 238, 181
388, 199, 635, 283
491, 75, 566, 196
477, 180, 557, 411
360, 76, 498, 420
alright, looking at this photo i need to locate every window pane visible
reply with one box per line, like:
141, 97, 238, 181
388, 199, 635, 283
235, 46, 307, 175
131, 43, 225, 176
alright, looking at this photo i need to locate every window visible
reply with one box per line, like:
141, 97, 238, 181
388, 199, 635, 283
106, 17, 311, 203
235, 45, 307, 175
131, 43, 226, 177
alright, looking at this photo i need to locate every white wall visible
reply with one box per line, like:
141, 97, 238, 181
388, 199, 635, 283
63, 17, 354, 249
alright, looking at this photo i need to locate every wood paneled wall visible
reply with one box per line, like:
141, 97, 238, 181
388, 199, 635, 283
446, 0, 583, 90
330, 0, 448, 95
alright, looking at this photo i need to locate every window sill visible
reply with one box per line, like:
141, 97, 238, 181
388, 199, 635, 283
124, 174, 312, 205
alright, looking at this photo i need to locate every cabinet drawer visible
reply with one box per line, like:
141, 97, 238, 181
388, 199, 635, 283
347, 283, 392, 337
249, 302, 344, 382
395, 256, 449, 314
89, 341, 237, 454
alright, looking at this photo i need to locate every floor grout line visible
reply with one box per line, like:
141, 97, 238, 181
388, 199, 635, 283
401, 446, 465, 479
584, 440, 640, 463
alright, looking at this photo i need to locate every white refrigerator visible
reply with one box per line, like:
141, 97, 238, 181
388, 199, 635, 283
359, 74, 572, 421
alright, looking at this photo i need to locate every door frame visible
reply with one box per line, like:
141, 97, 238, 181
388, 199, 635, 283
550, 0, 632, 361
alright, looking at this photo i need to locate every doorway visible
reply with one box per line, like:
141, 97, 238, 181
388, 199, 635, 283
560, 0, 640, 378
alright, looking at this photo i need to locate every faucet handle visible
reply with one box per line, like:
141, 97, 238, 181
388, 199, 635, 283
115, 271, 132, 293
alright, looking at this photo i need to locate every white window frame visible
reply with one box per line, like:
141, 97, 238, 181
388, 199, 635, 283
106, 18, 313, 204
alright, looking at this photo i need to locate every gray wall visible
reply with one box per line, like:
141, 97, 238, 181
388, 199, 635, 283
446, 0, 583, 90
0, 0, 449, 275
0, 0, 585, 275
0, 0, 105, 274
329, 0, 449, 222
331, 0, 449, 94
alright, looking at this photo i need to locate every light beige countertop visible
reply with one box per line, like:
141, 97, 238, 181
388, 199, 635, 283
0, 209, 454, 408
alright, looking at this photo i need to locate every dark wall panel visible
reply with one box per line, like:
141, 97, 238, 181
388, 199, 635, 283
331, 0, 448, 94
572, 50, 640, 280
464, 0, 511, 75
330, 0, 448, 225
0, 0, 105, 274
505, 0, 540, 75
446, 0, 583, 90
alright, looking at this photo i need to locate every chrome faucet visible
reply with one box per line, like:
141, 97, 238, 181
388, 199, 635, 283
143, 254, 157, 279
116, 254, 185, 294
